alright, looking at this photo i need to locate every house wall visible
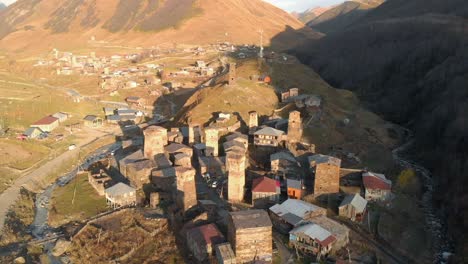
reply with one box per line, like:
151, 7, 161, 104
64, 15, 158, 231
287, 187, 302, 199
228, 225, 272, 264
313, 163, 340, 196
252, 192, 279, 208
365, 189, 391, 201
32, 120, 59, 132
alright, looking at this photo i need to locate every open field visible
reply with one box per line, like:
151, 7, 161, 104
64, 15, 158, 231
0, 139, 50, 170
49, 173, 108, 227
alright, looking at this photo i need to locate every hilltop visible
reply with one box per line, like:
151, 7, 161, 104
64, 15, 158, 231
307, 0, 384, 33
294, 7, 332, 24
0, 0, 319, 54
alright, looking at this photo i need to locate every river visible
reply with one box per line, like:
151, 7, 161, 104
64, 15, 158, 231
30, 143, 121, 264
392, 132, 453, 263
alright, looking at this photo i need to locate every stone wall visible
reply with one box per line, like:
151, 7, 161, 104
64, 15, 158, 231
313, 163, 340, 196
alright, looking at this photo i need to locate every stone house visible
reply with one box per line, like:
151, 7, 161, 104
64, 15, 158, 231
186, 223, 225, 262
125, 159, 153, 189
126, 96, 146, 108
215, 243, 236, 264
251, 176, 280, 208
338, 193, 367, 222
310, 215, 350, 252
269, 199, 326, 234
362, 171, 392, 201
254, 127, 285, 147
105, 183, 137, 208
31, 116, 60, 132
270, 152, 300, 175
151, 167, 176, 192
228, 210, 272, 263
309, 154, 341, 196
225, 132, 249, 149
88, 170, 113, 196
289, 223, 336, 257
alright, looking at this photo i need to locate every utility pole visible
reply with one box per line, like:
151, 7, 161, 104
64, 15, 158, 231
258, 29, 264, 59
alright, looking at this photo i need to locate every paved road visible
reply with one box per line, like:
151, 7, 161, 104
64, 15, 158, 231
0, 128, 114, 233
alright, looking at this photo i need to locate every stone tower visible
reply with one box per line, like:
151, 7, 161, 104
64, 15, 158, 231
228, 63, 236, 86
309, 154, 341, 196
205, 127, 219, 156
248, 111, 258, 135
175, 167, 197, 212
227, 152, 246, 202
287, 111, 303, 143
143, 126, 168, 160
188, 125, 195, 145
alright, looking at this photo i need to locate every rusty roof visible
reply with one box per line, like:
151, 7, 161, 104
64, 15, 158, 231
32, 116, 59, 126
252, 177, 279, 193
187, 224, 225, 246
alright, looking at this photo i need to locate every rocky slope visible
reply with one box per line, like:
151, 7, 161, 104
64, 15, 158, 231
307, 0, 384, 33
294, 7, 331, 24
0, 0, 319, 53
294, 0, 468, 260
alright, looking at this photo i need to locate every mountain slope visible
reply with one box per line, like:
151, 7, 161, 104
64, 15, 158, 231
295, 7, 331, 24
0, 0, 319, 53
295, 0, 468, 260
307, 0, 384, 33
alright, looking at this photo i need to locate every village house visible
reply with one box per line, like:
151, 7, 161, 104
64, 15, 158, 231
228, 210, 272, 263
289, 223, 336, 258
310, 215, 350, 252
105, 182, 137, 208
31, 116, 60, 132
270, 152, 301, 176
362, 171, 392, 201
251, 176, 280, 208
186, 223, 226, 262
125, 159, 153, 189
309, 154, 341, 197
225, 132, 249, 149
254, 127, 286, 147
103, 107, 115, 116
269, 199, 326, 234
52, 112, 69, 123
215, 243, 236, 264
23, 127, 43, 139
281, 88, 300, 103
286, 178, 304, 199
126, 96, 146, 108
338, 193, 367, 222
83, 115, 103, 128
88, 170, 113, 196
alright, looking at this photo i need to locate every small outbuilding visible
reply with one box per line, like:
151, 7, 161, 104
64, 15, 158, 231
83, 115, 103, 128
338, 193, 367, 222
105, 183, 136, 208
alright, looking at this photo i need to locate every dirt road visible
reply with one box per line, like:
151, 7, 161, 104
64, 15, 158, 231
0, 127, 118, 233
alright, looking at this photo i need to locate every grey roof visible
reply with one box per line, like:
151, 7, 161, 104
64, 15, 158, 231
165, 143, 191, 153
254, 127, 285, 137
83, 115, 100, 121
270, 199, 324, 225
107, 115, 122, 121
286, 178, 302, 190
223, 140, 246, 152
225, 132, 248, 142
120, 150, 145, 165
271, 152, 297, 163
290, 223, 333, 243
339, 193, 367, 213
308, 154, 341, 167
230, 210, 272, 229
105, 182, 135, 196
24, 127, 42, 137
117, 109, 136, 115
52, 112, 68, 119
155, 154, 172, 169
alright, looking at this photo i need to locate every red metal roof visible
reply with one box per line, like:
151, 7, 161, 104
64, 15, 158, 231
252, 176, 278, 193
317, 235, 336, 247
363, 172, 392, 190
187, 224, 225, 246
32, 116, 59, 126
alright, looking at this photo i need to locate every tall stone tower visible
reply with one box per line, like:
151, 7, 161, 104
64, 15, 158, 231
248, 111, 258, 135
288, 111, 303, 143
175, 167, 197, 212
143, 126, 168, 160
188, 125, 195, 145
309, 154, 341, 196
205, 127, 219, 156
227, 152, 246, 202
228, 63, 236, 86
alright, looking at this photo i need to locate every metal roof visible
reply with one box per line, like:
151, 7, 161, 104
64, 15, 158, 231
339, 193, 367, 213
363, 171, 392, 190
24, 127, 43, 137
105, 182, 135, 196
32, 116, 59, 125
271, 152, 297, 163
252, 177, 279, 193
254, 127, 285, 137
286, 178, 302, 190
290, 223, 336, 247
270, 199, 324, 224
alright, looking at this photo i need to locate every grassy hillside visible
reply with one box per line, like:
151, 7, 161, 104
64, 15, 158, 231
294, 0, 468, 260
0, 0, 317, 54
